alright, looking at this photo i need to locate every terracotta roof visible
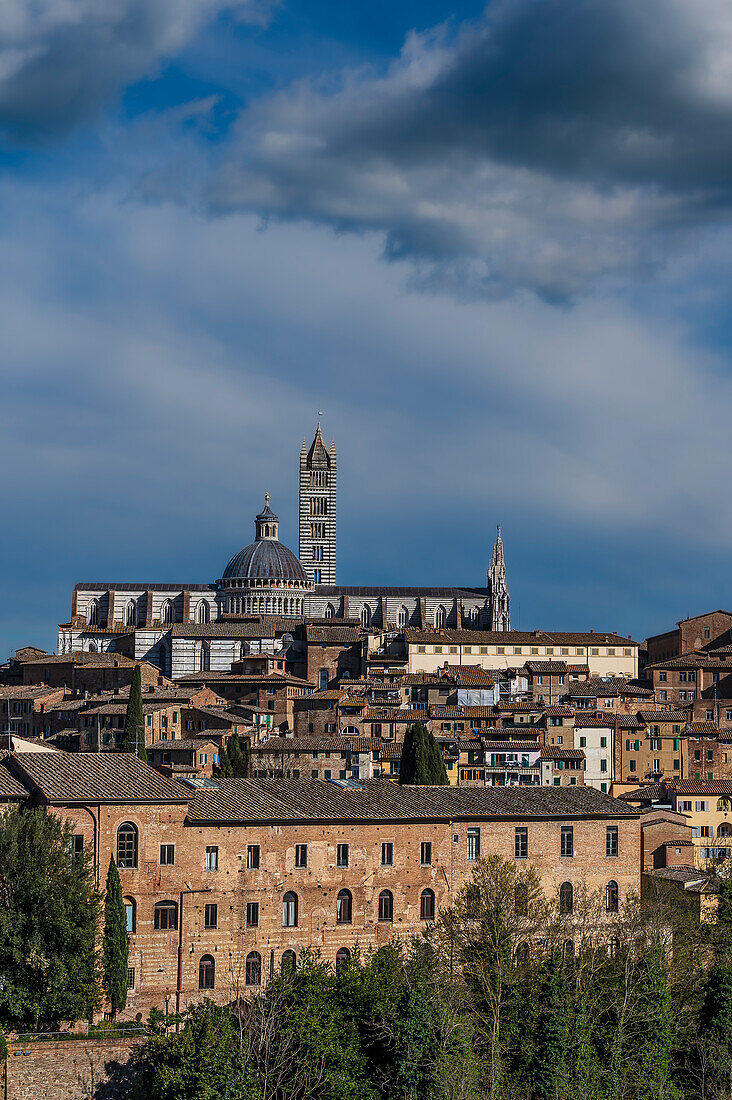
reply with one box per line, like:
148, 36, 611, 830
406, 629, 636, 646
636, 711, 689, 723
305, 625, 360, 644
148, 739, 219, 752
618, 783, 668, 802
565, 678, 651, 698
171, 623, 286, 638
525, 662, 568, 674
541, 747, 585, 760
430, 706, 496, 719
669, 780, 732, 794
0, 685, 61, 699
252, 737, 372, 754
542, 706, 576, 717
574, 716, 615, 728
0, 763, 32, 800
186, 777, 638, 824
689, 722, 721, 736
481, 740, 541, 751
362, 709, 429, 722
8, 753, 188, 804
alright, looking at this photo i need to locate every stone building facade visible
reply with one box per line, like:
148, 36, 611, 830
5, 753, 640, 1019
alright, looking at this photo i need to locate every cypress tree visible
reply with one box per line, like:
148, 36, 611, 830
425, 728, 449, 784
102, 856, 129, 1017
531, 953, 568, 1100
122, 665, 146, 760
398, 725, 416, 784
227, 734, 247, 777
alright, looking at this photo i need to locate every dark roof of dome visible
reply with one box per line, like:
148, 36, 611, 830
222, 540, 308, 584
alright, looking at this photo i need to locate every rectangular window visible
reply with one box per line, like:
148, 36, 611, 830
600, 759, 608, 773
246, 902, 259, 928
629, 760, 636, 772
160, 843, 175, 866
600, 736, 607, 748
560, 826, 574, 858
247, 845, 260, 869
606, 825, 619, 857
127, 967, 135, 990
420, 841, 432, 865
337, 843, 349, 867
467, 827, 481, 861
381, 842, 394, 866
205, 845, 219, 871
579, 736, 586, 748
515, 826, 528, 859
70, 834, 84, 864
204, 903, 218, 929
295, 844, 308, 868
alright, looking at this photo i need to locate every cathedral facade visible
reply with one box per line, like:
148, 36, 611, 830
59, 424, 510, 676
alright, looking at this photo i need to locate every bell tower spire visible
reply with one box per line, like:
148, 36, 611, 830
487, 525, 510, 631
299, 419, 336, 586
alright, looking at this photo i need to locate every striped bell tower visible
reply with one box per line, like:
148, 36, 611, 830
299, 421, 336, 586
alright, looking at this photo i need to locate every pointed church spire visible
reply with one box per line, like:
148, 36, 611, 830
487, 525, 510, 631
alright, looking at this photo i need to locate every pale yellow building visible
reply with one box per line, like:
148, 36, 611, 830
405, 629, 638, 679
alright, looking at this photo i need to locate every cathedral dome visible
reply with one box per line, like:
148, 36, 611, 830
222, 540, 308, 584
220, 494, 310, 588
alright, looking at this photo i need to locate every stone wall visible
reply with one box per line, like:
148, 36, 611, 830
6, 1037, 138, 1100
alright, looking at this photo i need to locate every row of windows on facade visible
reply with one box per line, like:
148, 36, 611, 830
122, 888, 437, 938
86, 599, 212, 626
228, 597, 304, 616
115, 824, 620, 874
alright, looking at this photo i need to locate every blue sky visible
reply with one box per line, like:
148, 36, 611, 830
2, 0, 732, 657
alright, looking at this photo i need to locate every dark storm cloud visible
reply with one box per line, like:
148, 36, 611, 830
212, 0, 732, 296
0, 0, 267, 140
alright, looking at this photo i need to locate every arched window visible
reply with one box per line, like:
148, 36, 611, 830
420, 888, 435, 920
161, 600, 174, 625
720, 823, 732, 837
196, 602, 210, 625
718, 798, 732, 812
124, 600, 136, 627
563, 939, 575, 960
281, 950, 296, 973
154, 901, 178, 930
515, 942, 530, 966
378, 890, 393, 922
336, 889, 352, 924
198, 641, 210, 672
434, 605, 446, 628
246, 952, 262, 986
283, 891, 298, 927
360, 606, 371, 629
559, 881, 573, 915
88, 641, 98, 653
336, 947, 351, 971
325, 604, 335, 619
397, 606, 408, 629
514, 883, 529, 917
87, 599, 99, 626
240, 642, 248, 659
124, 897, 136, 934
117, 822, 138, 869
606, 880, 619, 913
199, 955, 215, 990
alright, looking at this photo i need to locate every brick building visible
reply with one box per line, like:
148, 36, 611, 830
4, 753, 641, 1018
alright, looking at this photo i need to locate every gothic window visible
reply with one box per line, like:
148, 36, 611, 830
161, 600, 174, 625
325, 603, 335, 619
124, 600, 136, 626
434, 605, 446, 628
196, 602, 210, 624
559, 881, 574, 915
88, 641, 98, 653
360, 606, 371, 628
606, 881, 619, 913
336, 889, 352, 924
281, 950, 296, 973
199, 955, 215, 990
116, 823, 138, 869
336, 948, 350, 970
378, 890, 393, 922
282, 891, 298, 927
198, 641, 210, 672
245, 952, 262, 986
87, 599, 99, 626
420, 888, 435, 920
398, 606, 408, 629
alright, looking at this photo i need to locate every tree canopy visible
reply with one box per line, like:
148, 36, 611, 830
103, 856, 129, 1017
122, 664, 146, 760
0, 807, 100, 1028
399, 722, 449, 784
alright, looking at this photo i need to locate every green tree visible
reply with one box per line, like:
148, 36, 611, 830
130, 1000, 253, 1100
122, 665, 146, 761
425, 727, 449, 784
0, 808, 100, 1028
102, 856, 129, 1017
399, 722, 437, 784
227, 734, 248, 778
531, 953, 568, 1100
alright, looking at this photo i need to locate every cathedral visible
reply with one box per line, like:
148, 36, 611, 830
59, 424, 511, 675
